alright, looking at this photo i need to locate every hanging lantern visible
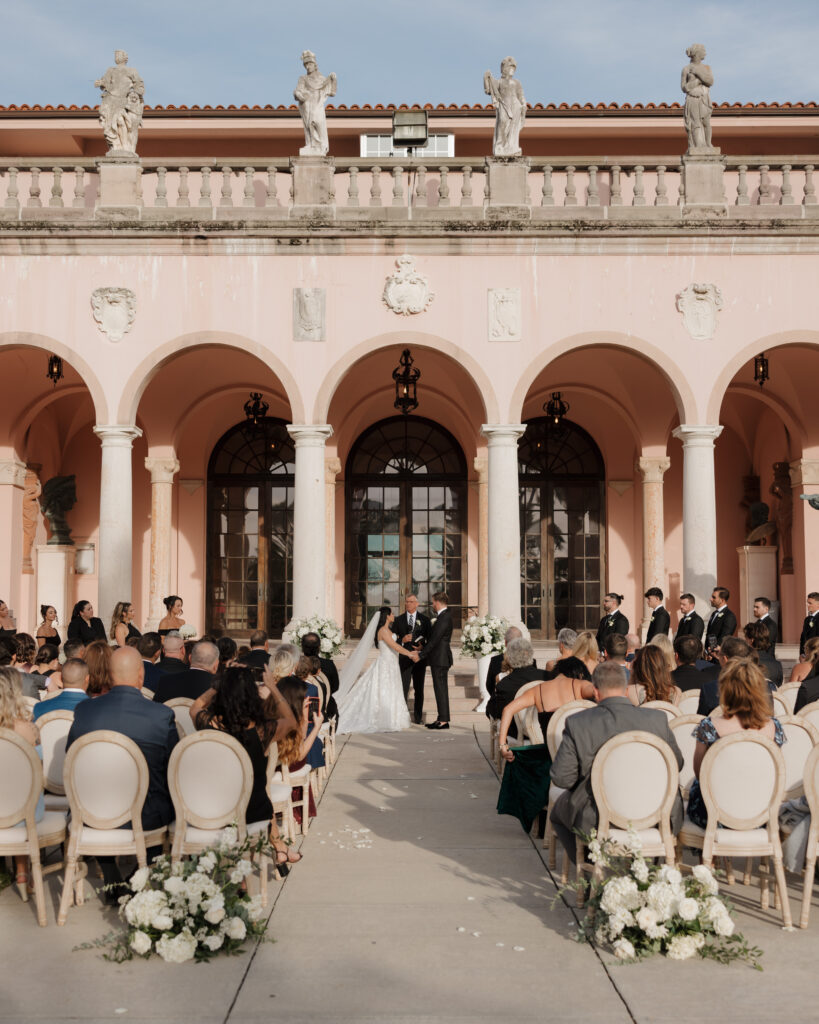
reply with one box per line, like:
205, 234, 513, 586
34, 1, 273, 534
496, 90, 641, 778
243, 391, 269, 427
46, 354, 64, 387
544, 391, 570, 426
754, 352, 769, 388
392, 348, 420, 415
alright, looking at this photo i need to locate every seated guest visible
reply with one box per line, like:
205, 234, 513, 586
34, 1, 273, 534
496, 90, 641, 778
790, 636, 819, 684
499, 658, 595, 754
672, 635, 707, 691
217, 636, 238, 672
15, 634, 37, 673
627, 645, 677, 706
28, 644, 60, 693
543, 628, 577, 675
66, 647, 178, 901
549, 661, 684, 862
696, 637, 756, 716
687, 657, 785, 829
743, 620, 783, 688
110, 601, 141, 647
294, 656, 327, 772
648, 633, 677, 676
153, 640, 219, 703
0, 635, 18, 668
485, 638, 545, 727
567, 630, 602, 680
62, 638, 86, 661
603, 633, 629, 675
33, 658, 90, 718
625, 633, 641, 663
301, 631, 340, 698
487, 626, 522, 696
240, 630, 271, 673
85, 640, 114, 696
137, 632, 163, 691
236, 645, 251, 664
273, 675, 324, 825
262, 645, 299, 694
158, 633, 188, 675
305, 653, 338, 722
66, 601, 106, 644
794, 661, 819, 713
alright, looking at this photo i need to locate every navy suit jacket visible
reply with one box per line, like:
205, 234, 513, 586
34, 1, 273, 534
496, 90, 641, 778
152, 667, 214, 704
142, 659, 162, 691
66, 686, 178, 831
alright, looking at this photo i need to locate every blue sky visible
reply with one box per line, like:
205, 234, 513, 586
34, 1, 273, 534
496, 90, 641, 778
1, 0, 817, 107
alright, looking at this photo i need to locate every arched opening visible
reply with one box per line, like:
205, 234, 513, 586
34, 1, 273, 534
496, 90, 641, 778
519, 418, 606, 638
206, 418, 295, 637
345, 416, 467, 635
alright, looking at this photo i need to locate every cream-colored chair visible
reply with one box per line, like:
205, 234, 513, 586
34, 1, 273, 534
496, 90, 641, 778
779, 683, 802, 715
58, 730, 167, 926
676, 690, 702, 716
165, 697, 196, 739
21, 694, 39, 711
141, 687, 155, 700
36, 709, 74, 812
265, 741, 299, 845
0, 728, 67, 926
797, 704, 819, 732
642, 700, 682, 721
314, 671, 337, 766
271, 760, 313, 837
772, 694, 789, 719
670, 685, 683, 706
780, 717, 819, 801
677, 732, 792, 929
513, 680, 545, 747
798, 744, 819, 928
668, 713, 704, 799
543, 699, 595, 874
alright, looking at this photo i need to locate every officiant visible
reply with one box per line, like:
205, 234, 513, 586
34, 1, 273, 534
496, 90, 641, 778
394, 594, 431, 725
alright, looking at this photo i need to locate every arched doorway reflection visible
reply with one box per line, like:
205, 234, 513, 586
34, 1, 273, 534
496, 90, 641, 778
519, 418, 605, 638
346, 416, 467, 635
207, 418, 294, 636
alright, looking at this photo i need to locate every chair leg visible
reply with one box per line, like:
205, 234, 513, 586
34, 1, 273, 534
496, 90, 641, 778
760, 857, 770, 910
800, 854, 816, 929
74, 861, 87, 906
743, 856, 753, 886
30, 851, 47, 927
57, 857, 77, 926
772, 856, 793, 928
724, 857, 735, 885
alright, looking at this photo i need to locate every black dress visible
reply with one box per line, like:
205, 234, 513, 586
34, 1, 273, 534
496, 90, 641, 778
67, 616, 106, 644
126, 623, 142, 642
36, 629, 62, 648
205, 726, 273, 825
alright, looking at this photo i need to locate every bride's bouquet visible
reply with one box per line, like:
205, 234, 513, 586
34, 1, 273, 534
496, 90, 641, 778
283, 616, 345, 658
460, 615, 510, 659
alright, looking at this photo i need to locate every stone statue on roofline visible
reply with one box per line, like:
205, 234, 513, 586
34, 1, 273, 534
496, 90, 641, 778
294, 51, 337, 156
681, 43, 715, 152
484, 57, 526, 158
95, 50, 144, 157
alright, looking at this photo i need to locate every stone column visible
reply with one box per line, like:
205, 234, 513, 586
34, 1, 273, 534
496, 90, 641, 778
480, 425, 526, 623
473, 453, 489, 615
93, 425, 142, 625
672, 425, 723, 620
144, 455, 180, 630
637, 455, 671, 638
0, 458, 26, 624
324, 456, 341, 621
287, 425, 333, 622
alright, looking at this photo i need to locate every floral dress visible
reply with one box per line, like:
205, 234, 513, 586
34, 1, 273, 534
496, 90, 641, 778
686, 716, 786, 829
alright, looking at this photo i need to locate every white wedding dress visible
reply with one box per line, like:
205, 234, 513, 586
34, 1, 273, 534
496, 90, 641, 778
336, 630, 411, 735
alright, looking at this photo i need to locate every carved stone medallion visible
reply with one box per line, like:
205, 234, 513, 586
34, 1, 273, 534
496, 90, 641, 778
488, 288, 521, 341
382, 255, 434, 316
676, 283, 723, 341
293, 287, 326, 341
91, 286, 136, 342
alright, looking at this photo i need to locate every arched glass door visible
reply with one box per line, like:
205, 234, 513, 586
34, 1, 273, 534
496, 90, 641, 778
207, 418, 295, 636
519, 418, 605, 638
346, 416, 467, 635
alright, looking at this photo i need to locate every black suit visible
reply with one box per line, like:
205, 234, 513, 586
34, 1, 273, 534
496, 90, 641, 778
758, 650, 783, 689
67, 616, 106, 644
240, 648, 270, 671
417, 608, 453, 722
486, 652, 504, 697
485, 664, 546, 736
393, 610, 431, 723
158, 656, 187, 675
795, 672, 819, 714
672, 664, 706, 692
675, 611, 705, 643
645, 606, 670, 642
318, 657, 339, 694
153, 667, 214, 704
757, 615, 778, 656
800, 614, 819, 656
704, 606, 737, 650
596, 609, 629, 651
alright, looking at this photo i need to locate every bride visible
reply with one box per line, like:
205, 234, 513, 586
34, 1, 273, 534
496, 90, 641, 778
336, 606, 411, 734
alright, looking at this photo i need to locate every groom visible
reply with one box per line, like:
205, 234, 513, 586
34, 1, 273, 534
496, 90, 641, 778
411, 590, 453, 730
393, 593, 431, 725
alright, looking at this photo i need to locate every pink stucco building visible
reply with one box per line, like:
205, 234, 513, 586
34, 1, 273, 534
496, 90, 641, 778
0, 98, 817, 650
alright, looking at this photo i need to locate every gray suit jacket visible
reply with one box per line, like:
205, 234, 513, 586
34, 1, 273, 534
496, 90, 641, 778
550, 696, 684, 837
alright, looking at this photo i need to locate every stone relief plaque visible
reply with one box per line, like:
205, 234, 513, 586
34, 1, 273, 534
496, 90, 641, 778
487, 288, 521, 341
293, 287, 326, 341
91, 286, 136, 342
382, 255, 434, 316
676, 282, 723, 341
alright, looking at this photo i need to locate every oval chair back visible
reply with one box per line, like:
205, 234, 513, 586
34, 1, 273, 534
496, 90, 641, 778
64, 730, 148, 830
165, 697, 196, 739
797, 704, 819, 733
513, 680, 545, 746
168, 731, 253, 835
699, 732, 785, 831
545, 699, 595, 760
676, 691, 701, 716
668, 713, 704, 798
778, 683, 801, 715
779, 716, 819, 800
641, 700, 681, 721
591, 730, 680, 834
0, 726, 44, 829
36, 710, 74, 794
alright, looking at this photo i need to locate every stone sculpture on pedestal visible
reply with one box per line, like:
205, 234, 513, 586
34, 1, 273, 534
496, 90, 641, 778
294, 51, 337, 156
483, 57, 526, 157
681, 44, 714, 152
40, 476, 77, 546
95, 50, 144, 156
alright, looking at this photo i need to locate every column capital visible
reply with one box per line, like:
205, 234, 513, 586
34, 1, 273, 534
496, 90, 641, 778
94, 424, 143, 448
637, 455, 671, 483
480, 423, 526, 445
0, 458, 26, 488
790, 459, 819, 490
287, 424, 333, 447
672, 424, 723, 447
145, 456, 180, 484
473, 453, 489, 480
324, 455, 341, 483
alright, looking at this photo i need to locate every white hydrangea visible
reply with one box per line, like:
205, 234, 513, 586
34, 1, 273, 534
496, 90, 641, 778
218, 827, 239, 851
229, 859, 254, 885
693, 864, 719, 895
156, 929, 197, 963
666, 933, 705, 960
588, 839, 603, 864
163, 875, 187, 897
600, 876, 642, 914
152, 910, 174, 931
129, 867, 150, 892
203, 933, 224, 951
613, 938, 636, 960
124, 890, 170, 929
225, 917, 247, 941
678, 897, 700, 922
320, 638, 332, 653
129, 930, 152, 955
246, 895, 265, 923
631, 858, 649, 883
607, 907, 635, 936
198, 852, 217, 873
645, 881, 679, 921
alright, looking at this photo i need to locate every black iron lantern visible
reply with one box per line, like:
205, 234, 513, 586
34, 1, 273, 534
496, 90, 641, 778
243, 391, 269, 427
544, 391, 569, 426
754, 352, 769, 388
393, 348, 420, 415
46, 354, 63, 387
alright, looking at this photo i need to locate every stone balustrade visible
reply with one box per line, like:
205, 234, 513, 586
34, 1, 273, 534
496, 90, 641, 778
1, 156, 819, 223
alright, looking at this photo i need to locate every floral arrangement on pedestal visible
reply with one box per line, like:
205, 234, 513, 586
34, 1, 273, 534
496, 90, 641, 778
178, 624, 197, 641
282, 616, 345, 658
569, 829, 762, 968
459, 616, 511, 659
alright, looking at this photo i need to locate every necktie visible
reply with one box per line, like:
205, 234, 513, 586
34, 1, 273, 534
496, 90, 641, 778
409, 614, 415, 630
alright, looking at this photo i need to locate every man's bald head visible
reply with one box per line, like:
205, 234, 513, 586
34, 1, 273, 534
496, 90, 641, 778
111, 646, 145, 689
163, 634, 185, 659
190, 640, 219, 672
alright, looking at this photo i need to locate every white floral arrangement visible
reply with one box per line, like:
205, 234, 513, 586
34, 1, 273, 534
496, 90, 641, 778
568, 828, 761, 968
282, 616, 345, 658
459, 615, 511, 659
79, 828, 272, 963
178, 624, 197, 641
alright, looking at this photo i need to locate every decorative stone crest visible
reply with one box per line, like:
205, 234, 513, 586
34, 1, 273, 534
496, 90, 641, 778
676, 283, 723, 341
382, 255, 434, 316
488, 288, 521, 341
91, 286, 136, 342
293, 287, 326, 341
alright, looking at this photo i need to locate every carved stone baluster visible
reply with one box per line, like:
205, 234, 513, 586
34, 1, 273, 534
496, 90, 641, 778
677, 163, 685, 206
5, 167, 19, 209
265, 166, 278, 207
155, 167, 168, 207
804, 165, 817, 205
28, 167, 42, 207
198, 166, 211, 208
610, 165, 622, 206
541, 165, 554, 206
564, 165, 577, 206
780, 164, 794, 205
587, 165, 600, 207
243, 167, 255, 207
49, 167, 64, 207
347, 166, 360, 206
392, 166, 404, 206
177, 166, 190, 207
438, 166, 450, 207
369, 166, 382, 207
72, 167, 85, 208
415, 166, 427, 207
484, 173, 490, 204
759, 165, 770, 205
654, 165, 668, 206
633, 165, 646, 206
220, 166, 233, 207
460, 165, 473, 206
736, 165, 749, 206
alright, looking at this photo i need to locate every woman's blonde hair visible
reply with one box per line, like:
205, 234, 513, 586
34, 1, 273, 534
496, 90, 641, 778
573, 630, 598, 665
0, 666, 31, 727
109, 602, 130, 641
631, 646, 674, 702
269, 646, 297, 683
718, 657, 772, 730
805, 637, 819, 665
648, 633, 677, 675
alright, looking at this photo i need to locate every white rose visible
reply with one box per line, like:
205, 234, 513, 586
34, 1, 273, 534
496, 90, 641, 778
613, 938, 636, 960
198, 852, 217, 874
156, 930, 197, 964
203, 933, 224, 951
205, 905, 226, 924
164, 876, 187, 897
151, 912, 174, 931
658, 865, 682, 888
129, 930, 152, 955
693, 864, 719, 895
130, 867, 150, 892
225, 917, 247, 941
678, 897, 700, 922
713, 913, 735, 937
635, 906, 659, 933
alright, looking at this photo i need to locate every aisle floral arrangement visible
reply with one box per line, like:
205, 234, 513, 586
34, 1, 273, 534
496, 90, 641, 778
79, 829, 273, 963
568, 829, 762, 968
459, 615, 511, 659
283, 616, 345, 658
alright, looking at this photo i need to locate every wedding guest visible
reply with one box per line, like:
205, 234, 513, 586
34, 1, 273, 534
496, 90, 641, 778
675, 592, 705, 643
157, 595, 185, 636
487, 626, 522, 695
793, 665, 819, 714
14, 634, 37, 673
240, 630, 271, 673
152, 640, 219, 703
263, 645, 298, 694
29, 644, 60, 694
306, 653, 337, 722
572, 630, 603, 678
158, 633, 187, 675
648, 633, 677, 676
67, 601, 105, 644
800, 592, 819, 657
294, 656, 327, 773
705, 586, 737, 656
236, 645, 251, 664
0, 666, 43, 899
603, 633, 629, 673
32, 658, 89, 719
35, 605, 61, 649
0, 635, 17, 667
687, 657, 785, 829
625, 634, 641, 661
485, 638, 545, 729
273, 675, 322, 824
499, 658, 595, 754
0, 600, 16, 636
217, 636, 238, 672
301, 630, 339, 698
696, 637, 755, 716
743, 620, 783, 688
644, 587, 670, 641
790, 637, 819, 684
110, 601, 141, 647
85, 640, 113, 696
62, 638, 86, 661
137, 632, 163, 691
672, 636, 707, 691
628, 646, 677, 705
596, 593, 629, 652
752, 596, 778, 656
543, 628, 576, 675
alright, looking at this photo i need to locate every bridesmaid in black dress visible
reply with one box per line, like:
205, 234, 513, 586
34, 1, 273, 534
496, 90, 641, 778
110, 601, 142, 647
67, 600, 106, 644
0, 599, 17, 638
36, 605, 62, 649
158, 595, 185, 637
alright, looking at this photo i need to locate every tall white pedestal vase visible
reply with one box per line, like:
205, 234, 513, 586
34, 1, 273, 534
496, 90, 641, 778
461, 614, 511, 713
475, 654, 493, 712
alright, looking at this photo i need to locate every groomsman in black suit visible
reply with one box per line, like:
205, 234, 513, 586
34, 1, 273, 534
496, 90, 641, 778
596, 593, 629, 652
644, 587, 670, 642
800, 592, 819, 656
411, 590, 453, 730
752, 596, 778, 656
393, 594, 432, 724
675, 593, 704, 643
705, 586, 737, 655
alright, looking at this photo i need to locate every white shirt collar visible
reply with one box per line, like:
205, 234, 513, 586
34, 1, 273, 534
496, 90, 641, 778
62, 688, 86, 694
